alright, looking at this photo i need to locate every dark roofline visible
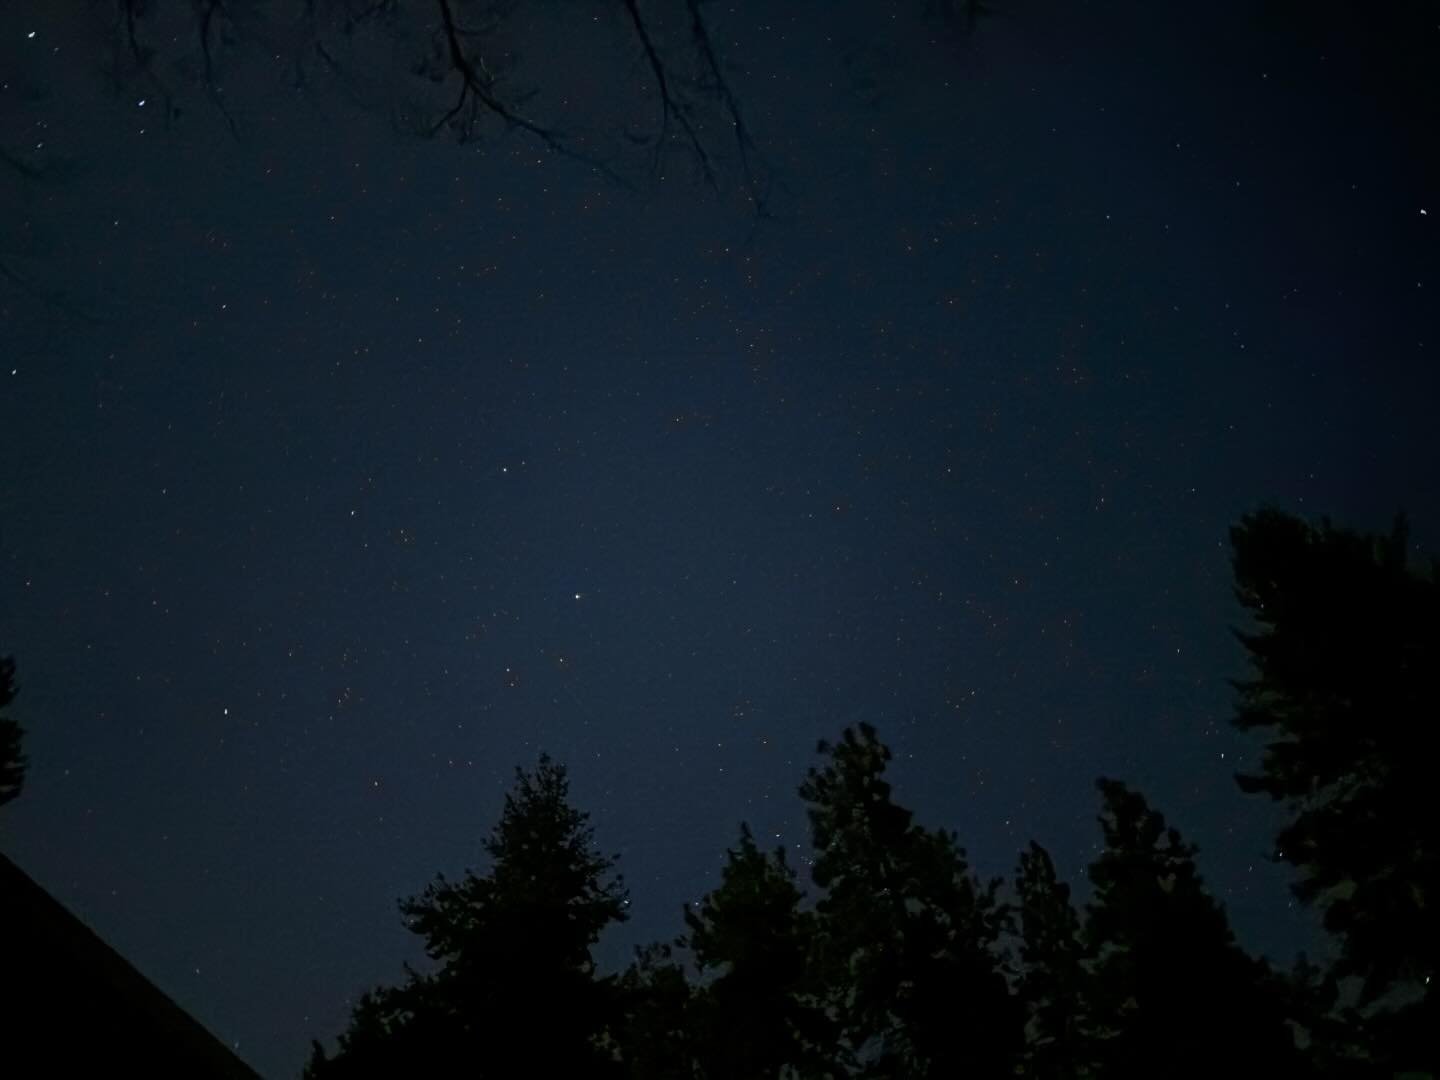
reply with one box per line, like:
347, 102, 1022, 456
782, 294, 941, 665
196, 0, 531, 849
1, 851, 263, 1078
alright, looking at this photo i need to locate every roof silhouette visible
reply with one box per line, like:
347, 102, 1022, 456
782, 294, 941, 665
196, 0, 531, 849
1, 851, 262, 1077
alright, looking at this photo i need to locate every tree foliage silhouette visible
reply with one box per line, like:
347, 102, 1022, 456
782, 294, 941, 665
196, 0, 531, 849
305, 753, 628, 1077
681, 822, 834, 1078
0, 655, 23, 808
1014, 841, 1090, 1080
799, 722, 1021, 1077
612, 941, 697, 1080
305, 564, 1440, 1080
1083, 779, 1301, 1079
1229, 508, 1437, 1070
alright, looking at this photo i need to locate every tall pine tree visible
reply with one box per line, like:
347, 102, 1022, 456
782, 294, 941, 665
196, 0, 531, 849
306, 754, 628, 1077
799, 723, 1021, 1077
682, 823, 835, 1078
1083, 779, 1300, 1079
1014, 841, 1090, 1079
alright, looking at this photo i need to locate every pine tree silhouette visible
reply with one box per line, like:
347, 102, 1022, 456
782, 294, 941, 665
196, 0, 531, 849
307, 754, 628, 1077
1014, 841, 1090, 1079
1083, 779, 1301, 1079
682, 822, 835, 1078
613, 941, 697, 1080
799, 723, 1021, 1077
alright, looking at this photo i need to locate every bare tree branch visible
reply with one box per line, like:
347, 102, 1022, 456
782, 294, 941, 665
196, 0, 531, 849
621, 0, 715, 188
192, 0, 241, 138
430, 0, 629, 187
684, 0, 769, 214
93, 0, 807, 208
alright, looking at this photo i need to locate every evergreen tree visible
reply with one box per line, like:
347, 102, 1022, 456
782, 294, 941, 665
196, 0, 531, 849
1275, 952, 1377, 1078
682, 823, 836, 1079
1229, 509, 1436, 1070
0, 655, 23, 808
307, 754, 628, 1077
612, 942, 697, 1080
1083, 779, 1300, 1079
304, 980, 442, 1078
1014, 841, 1090, 1079
799, 723, 1021, 1077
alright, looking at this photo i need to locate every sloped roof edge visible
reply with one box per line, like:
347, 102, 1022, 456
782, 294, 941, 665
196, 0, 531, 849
1, 850, 264, 1078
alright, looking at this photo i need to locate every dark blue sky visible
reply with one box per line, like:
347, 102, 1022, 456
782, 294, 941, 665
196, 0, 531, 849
1, 2, 1435, 1075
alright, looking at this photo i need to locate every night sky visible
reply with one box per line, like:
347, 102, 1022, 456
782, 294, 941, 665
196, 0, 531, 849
1, 2, 1435, 1075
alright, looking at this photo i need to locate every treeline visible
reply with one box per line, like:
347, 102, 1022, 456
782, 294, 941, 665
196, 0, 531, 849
299, 508, 1435, 1078
3, 509, 1431, 1077
305, 726, 1293, 1079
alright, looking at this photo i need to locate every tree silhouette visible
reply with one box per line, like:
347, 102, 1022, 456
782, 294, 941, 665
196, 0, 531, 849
1014, 841, 1090, 1079
1083, 779, 1301, 1079
1229, 508, 1437, 1071
799, 722, 1021, 1077
87, 2, 994, 216
306, 753, 629, 1077
94, 0, 769, 208
681, 822, 835, 1079
0, 655, 23, 808
295, 670, 1440, 1077
1272, 951, 1381, 1078
304, 980, 437, 1078
612, 941, 698, 1080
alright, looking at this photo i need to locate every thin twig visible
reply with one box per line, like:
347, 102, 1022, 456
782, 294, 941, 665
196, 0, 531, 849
431, 0, 629, 186
194, 0, 241, 139
684, 0, 769, 214
620, 0, 715, 188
